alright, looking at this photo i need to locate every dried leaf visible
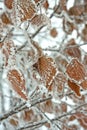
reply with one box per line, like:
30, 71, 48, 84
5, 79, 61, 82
4, 0, 13, 9
66, 58, 86, 82
60, 0, 67, 11
80, 80, 87, 90
11, 0, 37, 25
7, 68, 28, 100
68, 5, 84, 16
31, 14, 50, 28
68, 79, 81, 97
64, 39, 81, 60
9, 117, 18, 126
72, 112, 87, 129
53, 72, 66, 94
43, 0, 49, 10
1, 12, 12, 25
1, 40, 16, 66
23, 109, 34, 122
34, 55, 57, 90
61, 102, 67, 113
63, 19, 76, 34
50, 28, 58, 38
55, 55, 68, 71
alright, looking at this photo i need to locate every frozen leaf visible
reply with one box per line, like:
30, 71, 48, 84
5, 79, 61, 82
39, 100, 53, 113
1, 12, 12, 25
64, 39, 81, 60
23, 109, 34, 122
34, 0, 49, 10
80, 80, 87, 90
63, 19, 76, 34
53, 72, 66, 94
34, 55, 57, 90
71, 112, 87, 129
4, 0, 13, 9
11, 0, 37, 25
9, 116, 18, 126
66, 58, 86, 82
55, 55, 68, 71
68, 79, 81, 97
68, 5, 84, 16
31, 14, 50, 28
61, 102, 67, 113
50, 28, 58, 38
7, 68, 28, 100
1, 40, 16, 66
60, 0, 67, 11
43, 0, 49, 10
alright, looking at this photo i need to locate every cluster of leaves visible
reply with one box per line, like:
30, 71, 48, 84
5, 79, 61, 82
0, 0, 87, 130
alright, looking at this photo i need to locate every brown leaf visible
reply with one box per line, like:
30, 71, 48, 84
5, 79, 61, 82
66, 58, 86, 82
53, 72, 66, 93
34, 55, 57, 90
61, 102, 67, 113
1, 12, 12, 25
55, 55, 68, 71
9, 116, 18, 126
73, 112, 87, 129
1, 40, 16, 66
23, 109, 34, 122
11, 0, 37, 25
7, 69, 28, 100
50, 28, 58, 38
63, 19, 76, 34
68, 79, 81, 97
31, 14, 50, 28
43, 0, 49, 10
4, 0, 13, 9
80, 80, 87, 90
64, 39, 81, 60
60, 0, 67, 11
68, 5, 84, 16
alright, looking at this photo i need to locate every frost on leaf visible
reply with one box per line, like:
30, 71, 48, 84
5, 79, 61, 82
23, 109, 34, 122
34, 55, 57, 90
55, 54, 68, 71
80, 80, 87, 90
68, 79, 81, 97
69, 112, 87, 129
68, 5, 84, 16
1, 12, 12, 25
4, 0, 13, 9
53, 72, 66, 94
11, 0, 37, 25
31, 14, 50, 28
9, 115, 19, 126
7, 69, 28, 100
64, 39, 81, 60
66, 58, 86, 82
1, 40, 16, 66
